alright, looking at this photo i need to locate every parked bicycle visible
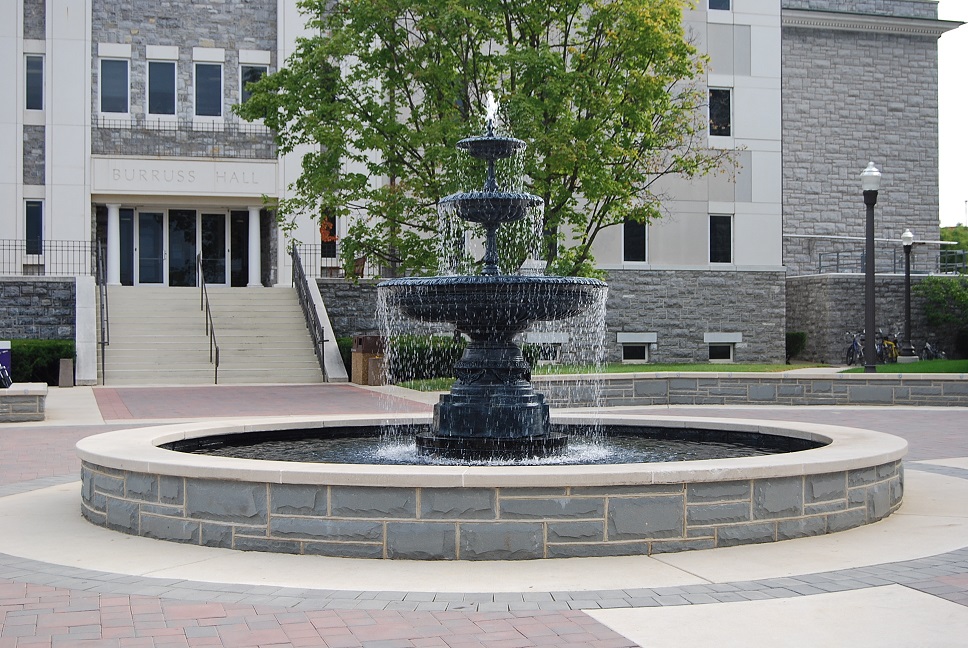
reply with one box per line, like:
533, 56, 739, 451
922, 341, 947, 361
878, 329, 899, 364
845, 331, 865, 366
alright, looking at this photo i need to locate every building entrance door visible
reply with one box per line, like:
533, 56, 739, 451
168, 210, 198, 287
230, 210, 249, 287
136, 212, 165, 284
201, 213, 228, 285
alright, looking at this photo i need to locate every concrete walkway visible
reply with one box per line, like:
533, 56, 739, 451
0, 384, 966, 647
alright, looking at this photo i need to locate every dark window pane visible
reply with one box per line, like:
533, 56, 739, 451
623, 219, 646, 262
709, 0, 730, 10
623, 345, 647, 361
240, 65, 267, 104
148, 61, 176, 115
25, 201, 42, 255
100, 59, 128, 113
710, 215, 732, 263
195, 63, 222, 116
709, 88, 731, 136
26, 56, 43, 110
709, 344, 732, 361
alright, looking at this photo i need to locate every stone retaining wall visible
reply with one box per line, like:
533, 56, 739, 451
0, 383, 48, 422
79, 459, 902, 560
0, 278, 76, 340
536, 373, 968, 408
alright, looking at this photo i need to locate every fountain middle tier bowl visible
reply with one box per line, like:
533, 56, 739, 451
440, 191, 543, 227
378, 275, 606, 331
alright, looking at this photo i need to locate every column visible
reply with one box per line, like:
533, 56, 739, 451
106, 204, 121, 285
247, 206, 262, 287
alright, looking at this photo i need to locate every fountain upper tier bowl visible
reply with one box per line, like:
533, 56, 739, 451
379, 275, 606, 334
440, 191, 542, 227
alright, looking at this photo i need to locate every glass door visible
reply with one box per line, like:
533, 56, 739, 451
137, 212, 164, 284
168, 209, 198, 287
230, 210, 249, 287
201, 213, 228, 285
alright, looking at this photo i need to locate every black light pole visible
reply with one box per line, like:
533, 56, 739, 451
900, 229, 917, 360
861, 162, 881, 374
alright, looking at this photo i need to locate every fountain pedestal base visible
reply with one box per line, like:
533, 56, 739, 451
415, 431, 567, 461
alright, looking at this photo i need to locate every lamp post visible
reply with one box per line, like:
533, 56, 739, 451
899, 228, 918, 361
861, 162, 881, 373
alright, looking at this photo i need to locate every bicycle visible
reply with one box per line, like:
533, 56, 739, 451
922, 341, 947, 361
879, 329, 899, 364
845, 331, 864, 366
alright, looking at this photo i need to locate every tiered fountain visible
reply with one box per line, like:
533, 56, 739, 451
378, 95, 606, 460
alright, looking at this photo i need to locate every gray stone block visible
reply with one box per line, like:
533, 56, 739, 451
159, 476, 184, 505
804, 500, 846, 515
848, 487, 866, 508
634, 380, 668, 397
572, 484, 683, 496
876, 462, 897, 479
753, 477, 803, 520
304, 542, 385, 559
649, 538, 716, 554
124, 473, 157, 501
499, 487, 567, 496
331, 486, 416, 518
890, 476, 904, 506
185, 479, 267, 524
420, 488, 495, 519
716, 523, 776, 547
387, 522, 457, 560
777, 384, 804, 397
777, 516, 826, 540
687, 481, 750, 503
749, 385, 776, 401
105, 498, 140, 533
867, 482, 892, 521
547, 521, 605, 543
200, 523, 234, 549
81, 504, 106, 526
233, 535, 302, 554
687, 502, 750, 525
827, 508, 868, 533
270, 517, 383, 542
669, 379, 698, 391
848, 386, 894, 404
500, 497, 603, 520
848, 467, 877, 487
459, 522, 543, 560
804, 472, 846, 503
607, 496, 684, 540
270, 484, 328, 516
546, 541, 650, 558
94, 473, 124, 496
140, 503, 186, 517
141, 515, 200, 543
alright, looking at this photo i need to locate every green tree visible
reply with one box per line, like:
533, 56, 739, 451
914, 275, 968, 340
237, 0, 733, 277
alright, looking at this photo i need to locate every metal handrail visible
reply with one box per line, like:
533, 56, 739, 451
95, 243, 110, 384
291, 244, 328, 378
197, 254, 221, 384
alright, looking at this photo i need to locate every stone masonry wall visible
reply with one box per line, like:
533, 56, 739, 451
0, 278, 75, 340
781, 22, 941, 276
781, 0, 937, 19
91, 0, 277, 158
22, 126, 45, 185
786, 273, 957, 363
316, 279, 382, 340
23, 0, 45, 40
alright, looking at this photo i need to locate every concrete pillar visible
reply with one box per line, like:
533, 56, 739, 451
248, 206, 262, 287
106, 203, 121, 285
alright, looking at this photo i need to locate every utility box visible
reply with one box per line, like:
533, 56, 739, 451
351, 335, 383, 384
366, 356, 386, 386
0, 342, 10, 388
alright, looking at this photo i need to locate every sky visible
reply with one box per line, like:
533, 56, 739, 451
938, 0, 968, 227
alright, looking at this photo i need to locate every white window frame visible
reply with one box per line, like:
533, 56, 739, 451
192, 47, 225, 121
239, 64, 268, 105
617, 333, 656, 364
25, 54, 44, 111
709, 213, 733, 264
708, 344, 734, 363
99, 58, 130, 116
147, 60, 177, 118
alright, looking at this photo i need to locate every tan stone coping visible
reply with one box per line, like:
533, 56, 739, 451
0, 382, 49, 396
75, 413, 907, 488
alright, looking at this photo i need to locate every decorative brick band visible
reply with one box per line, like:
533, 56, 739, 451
76, 414, 907, 560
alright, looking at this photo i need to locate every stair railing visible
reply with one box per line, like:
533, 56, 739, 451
197, 254, 221, 384
95, 242, 110, 384
291, 244, 328, 378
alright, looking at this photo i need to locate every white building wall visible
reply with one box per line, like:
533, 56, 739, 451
0, 2, 22, 240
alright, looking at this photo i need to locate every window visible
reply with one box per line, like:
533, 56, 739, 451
623, 219, 647, 262
709, 0, 730, 10
709, 344, 733, 362
148, 61, 176, 115
320, 212, 337, 258
100, 59, 129, 113
195, 63, 222, 116
240, 65, 267, 104
26, 55, 43, 110
710, 214, 732, 263
709, 88, 731, 137
25, 201, 43, 255
622, 345, 649, 363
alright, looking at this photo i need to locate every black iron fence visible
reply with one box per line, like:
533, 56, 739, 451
292, 242, 379, 280
817, 248, 966, 275
0, 239, 95, 277
93, 117, 276, 160
290, 245, 328, 379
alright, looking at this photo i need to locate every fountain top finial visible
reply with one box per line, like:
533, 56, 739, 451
484, 91, 499, 136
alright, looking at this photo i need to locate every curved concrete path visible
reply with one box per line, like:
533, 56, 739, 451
0, 384, 966, 647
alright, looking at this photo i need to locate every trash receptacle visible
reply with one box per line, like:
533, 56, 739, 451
351, 335, 383, 384
0, 342, 11, 388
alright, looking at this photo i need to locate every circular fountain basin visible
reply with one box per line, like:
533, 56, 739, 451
76, 413, 906, 560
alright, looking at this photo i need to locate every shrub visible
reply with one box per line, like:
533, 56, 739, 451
785, 332, 807, 364
9, 339, 75, 385
336, 337, 353, 376
385, 335, 466, 382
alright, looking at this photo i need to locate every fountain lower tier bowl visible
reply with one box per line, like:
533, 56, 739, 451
76, 413, 907, 561
378, 275, 606, 334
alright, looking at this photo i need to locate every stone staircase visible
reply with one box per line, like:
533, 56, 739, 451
99, 286, 324, 385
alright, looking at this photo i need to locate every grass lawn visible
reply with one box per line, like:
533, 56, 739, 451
398, 362, 829, 391
841, 359, 968, 374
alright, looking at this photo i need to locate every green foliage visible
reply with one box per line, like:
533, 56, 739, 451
841, 359, 968, 374
336, 337, 353, 376
941, 225, 968, 251
785, 332, 807, 364
236, 0, 732, 277
9, 339, 75, 385
385, 335, 467, 381
914, 276, 968, 330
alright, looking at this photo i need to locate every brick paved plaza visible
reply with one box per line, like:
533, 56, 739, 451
1, 383, 966, 647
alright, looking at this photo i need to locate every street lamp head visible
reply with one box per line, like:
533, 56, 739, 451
901, 229, 915, 248
860, 161, 881, 192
